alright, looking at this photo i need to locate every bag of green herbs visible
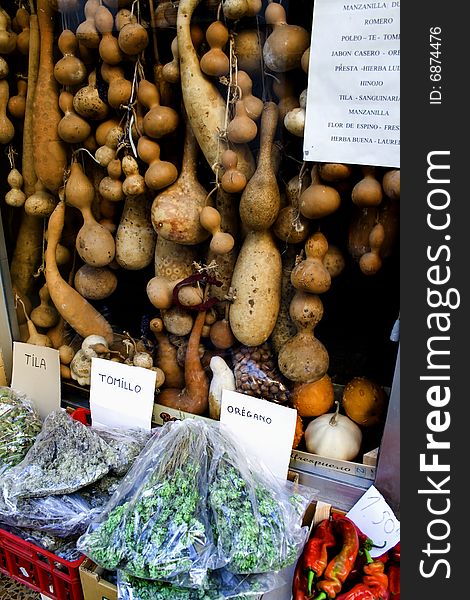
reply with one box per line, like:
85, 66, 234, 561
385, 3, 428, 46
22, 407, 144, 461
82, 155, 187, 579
78, 421, 223, 588
91, 427, 151, 477
1, 410, 118, 503
116, 569, 283, 600
0, 387, 42, 475
207, 424, 315, 575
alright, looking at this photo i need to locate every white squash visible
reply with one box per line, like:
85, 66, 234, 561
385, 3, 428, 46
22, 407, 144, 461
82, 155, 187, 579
304, 401, 362, 461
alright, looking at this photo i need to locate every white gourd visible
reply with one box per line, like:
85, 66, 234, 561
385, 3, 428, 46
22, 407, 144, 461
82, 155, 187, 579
304, 401, 362, 461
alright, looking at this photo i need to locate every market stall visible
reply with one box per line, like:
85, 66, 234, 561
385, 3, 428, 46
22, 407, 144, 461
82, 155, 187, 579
0, 0, 400, 598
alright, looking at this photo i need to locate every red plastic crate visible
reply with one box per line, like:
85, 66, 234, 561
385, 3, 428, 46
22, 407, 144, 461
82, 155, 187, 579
0, 527, 85, 599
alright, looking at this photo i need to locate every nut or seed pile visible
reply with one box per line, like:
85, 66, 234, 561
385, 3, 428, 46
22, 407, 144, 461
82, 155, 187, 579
232, 344, 290, 404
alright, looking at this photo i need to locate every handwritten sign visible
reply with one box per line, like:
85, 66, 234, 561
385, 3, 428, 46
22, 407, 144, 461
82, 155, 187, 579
220, 390, 297, 480
89, 357, 156, 431
11, 341, 61, 420
347, 484, 400, 556
304, 0, 400, 167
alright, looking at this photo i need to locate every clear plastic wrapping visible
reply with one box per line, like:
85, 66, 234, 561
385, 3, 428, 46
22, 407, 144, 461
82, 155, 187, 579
207, 426, 312, 574
1, 410, 118, 502
78, 421, 220, 587
91, 427, 151, 476
116, 569, 283, 600
0, 491, 101, 537
0, 387, 42, 475
232, 345, 291, 404
78, 419, 314, 587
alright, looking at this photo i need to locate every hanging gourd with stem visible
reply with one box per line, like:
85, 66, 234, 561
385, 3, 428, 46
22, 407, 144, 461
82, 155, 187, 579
65, 154, 116, 267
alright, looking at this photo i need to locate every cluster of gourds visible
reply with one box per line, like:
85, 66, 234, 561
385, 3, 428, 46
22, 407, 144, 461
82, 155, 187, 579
1, 0, 399, 434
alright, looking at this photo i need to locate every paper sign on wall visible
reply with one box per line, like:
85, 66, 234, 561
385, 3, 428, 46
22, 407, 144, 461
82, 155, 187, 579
346, 484, 400, 556
220, 390, 297, 480
11, 341, 61, 420
89, 357, 156, 431
303, 0, 400, 167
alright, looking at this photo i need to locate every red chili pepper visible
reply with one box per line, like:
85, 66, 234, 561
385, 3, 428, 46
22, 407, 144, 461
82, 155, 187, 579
293, 556, 309, 600
303, 519, 337, 594
315, 516, 360, 599
362, 559, 390, 600
336, 584, 377, 600
387, 564, 400, 599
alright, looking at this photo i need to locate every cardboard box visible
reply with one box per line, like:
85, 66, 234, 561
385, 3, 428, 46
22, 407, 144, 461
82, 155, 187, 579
79, 559, 117, 600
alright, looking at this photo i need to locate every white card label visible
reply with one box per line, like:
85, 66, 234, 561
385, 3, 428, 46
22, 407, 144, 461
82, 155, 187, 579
303, 0, 400, 167
346, 484, 400, 556
89, 357, 156, 431
220, 390, 298, 480
11, 341, 61, 420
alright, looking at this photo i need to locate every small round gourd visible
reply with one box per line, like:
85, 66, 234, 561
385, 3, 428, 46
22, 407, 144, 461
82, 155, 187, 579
226, 100, 257, 144
200, 206, 235, 255
95, 126, 123, 167
65, 161, 116, 267
58, 91, 92, 144
24, 181, 58, 218
382, 168, 400, 200
277, 291, 329, 384
138, 79, 179, 139
299, 164, 341, 219
222, 0, 262, 20
54, 30, 87, 86
76, 0, 101, 49
359, 223, 385, 275
237, 70, 263, 120
273, 173, 310, 244
121, 155, 146, 197
233, 29, 263, 74
291, 232, 332, 294
5, 168, 26, 208
0, 80, 15, 144
200, 21, 230, 77
30, 284, 60, 329
323, 245, 346, 278
99, 158, 124, 203
74, 264, 118, 300
319, 163, 353, 182
352, 166, 383, 207
220, 149, 247, 194
263, 2, 310, 72
95, 5, 123, 65
101, 63, 132, 110
137, 136, 178, 191
0, 8, 17, 54
116, 9, 148, 56
15, 7, 30, 55
304, 401, 362, 460
7, 79, 27, 120
162, 37, 180, 83
73, 70, 109, 121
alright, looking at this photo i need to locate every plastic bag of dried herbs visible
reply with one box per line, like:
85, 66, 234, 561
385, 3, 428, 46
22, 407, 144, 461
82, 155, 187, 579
0, 387, 42, 475
1, 410, 118, 503
0, 491, 100, 536
116, 569, 282, 600
207, 425, 314, 575
91, 427, 151, 476
77, 421, 222, 588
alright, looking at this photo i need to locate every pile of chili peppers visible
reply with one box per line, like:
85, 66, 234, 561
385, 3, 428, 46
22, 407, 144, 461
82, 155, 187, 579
292, 514, 400, 600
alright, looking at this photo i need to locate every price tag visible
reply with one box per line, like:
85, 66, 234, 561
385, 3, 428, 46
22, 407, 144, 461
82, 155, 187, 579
346, 485, 400, 557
